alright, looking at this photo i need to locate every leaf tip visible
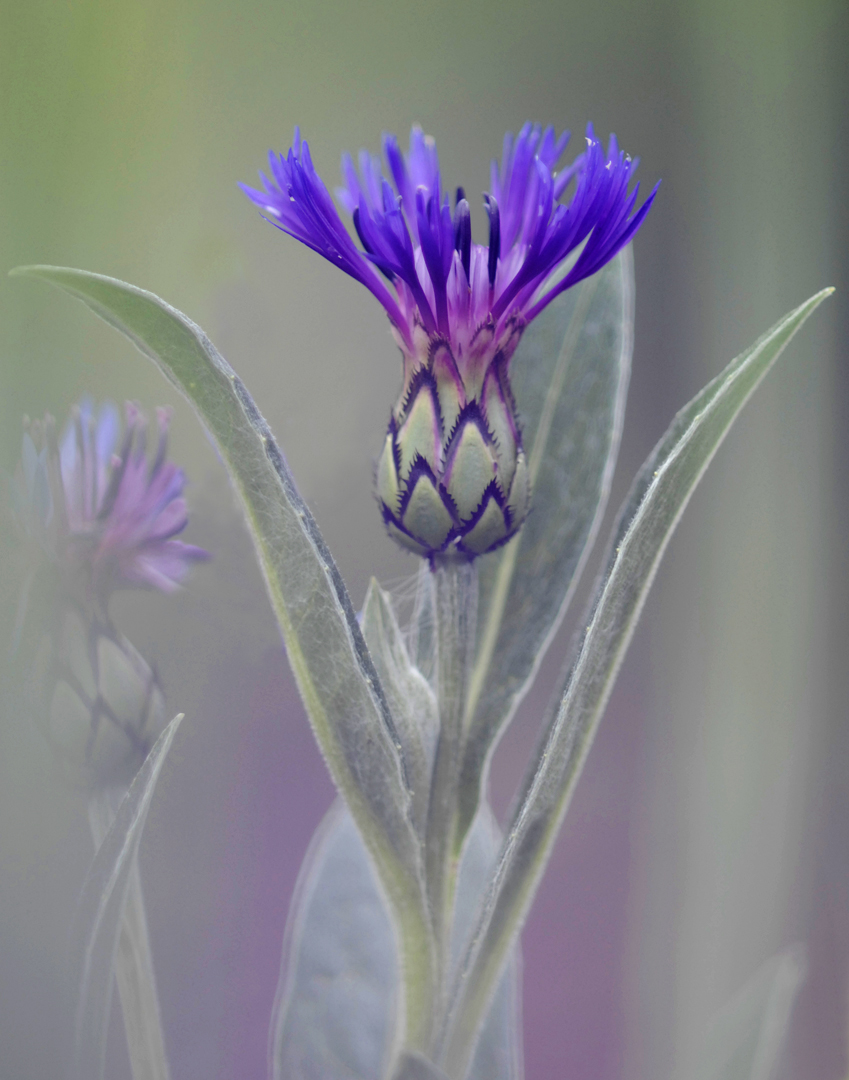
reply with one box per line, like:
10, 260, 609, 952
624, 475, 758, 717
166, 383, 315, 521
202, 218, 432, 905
809, 285, 835, 306
8, 263, 68, 284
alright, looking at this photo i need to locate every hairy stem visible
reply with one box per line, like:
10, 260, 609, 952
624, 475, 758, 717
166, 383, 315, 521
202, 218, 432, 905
425, 558, 477, 1025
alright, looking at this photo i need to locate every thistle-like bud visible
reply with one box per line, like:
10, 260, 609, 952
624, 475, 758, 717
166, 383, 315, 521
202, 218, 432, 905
35, 609, 166, 787
376, 326, 531, 559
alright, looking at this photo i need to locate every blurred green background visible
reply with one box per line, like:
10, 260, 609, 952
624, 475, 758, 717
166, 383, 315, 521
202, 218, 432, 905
1, 0, 847, 1077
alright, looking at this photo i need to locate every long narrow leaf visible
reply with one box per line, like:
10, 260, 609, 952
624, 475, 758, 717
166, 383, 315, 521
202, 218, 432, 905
70, 714, 182, 1080
362, 580, 438, 838
450, 806, 523, 1080
457, 249, 632, 843
13, 265, 436, 1043
440, 288, 833, 1078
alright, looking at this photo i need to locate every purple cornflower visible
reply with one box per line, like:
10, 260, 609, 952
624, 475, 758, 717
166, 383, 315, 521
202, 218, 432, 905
58, 400, 209, 596
14, 400, 209, 603
242, 123, 658, 560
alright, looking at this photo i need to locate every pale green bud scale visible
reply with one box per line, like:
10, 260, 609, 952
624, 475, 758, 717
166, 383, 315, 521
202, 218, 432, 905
432, 345, 463, 436
397, 384, 441, 480
402, 474, 455, 551
483, 371, 518, 494
461, 497, 510, 556
386, 521, 429, 557
376, 433, 400, 514
445, 422, 496, 522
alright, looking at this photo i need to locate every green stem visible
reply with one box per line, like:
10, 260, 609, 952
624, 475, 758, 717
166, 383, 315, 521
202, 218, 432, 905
89, 792, 171, 1080
425, 558, 477, 1028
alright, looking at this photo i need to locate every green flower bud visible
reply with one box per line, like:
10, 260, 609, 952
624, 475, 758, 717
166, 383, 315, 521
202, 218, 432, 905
377, 326, 531, 561
37, 608, 167, 788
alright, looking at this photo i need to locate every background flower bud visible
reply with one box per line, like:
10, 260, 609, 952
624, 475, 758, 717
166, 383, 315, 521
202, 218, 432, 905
8, 399, 205, 790
39, 608, 166, 788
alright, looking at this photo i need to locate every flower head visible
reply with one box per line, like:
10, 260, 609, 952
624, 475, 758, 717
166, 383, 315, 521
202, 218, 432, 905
242, 123, 658, 560
14, 400, 209, 604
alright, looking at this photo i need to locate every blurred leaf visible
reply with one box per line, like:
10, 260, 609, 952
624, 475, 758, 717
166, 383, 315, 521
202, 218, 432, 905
273, 801, 522, 1080
459, 248, 633, 842
12, 264, 436, 1043
271, 803, 399, 1080
441, 287, 834, 1080
88, 794, 171, 1080
362, 579, 438, 837
392, 1053, 451, 1080
696, 948, 806, 1080
70, 714, 182, 1080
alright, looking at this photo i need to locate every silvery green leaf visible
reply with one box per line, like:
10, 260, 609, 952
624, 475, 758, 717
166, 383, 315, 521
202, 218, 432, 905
695, 948, 805, 1080
459, 248, 633, 842
362, 579, 438, 836
271, 802, 399, 1080
70, 714, 182, 1080
12, 265, 435, 1044
440, 288, 834, 1080
450, 804, 523, 1080
274, 801, 521, 1080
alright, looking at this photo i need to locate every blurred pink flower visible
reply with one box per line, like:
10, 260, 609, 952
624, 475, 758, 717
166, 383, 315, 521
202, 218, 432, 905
57, 399, 209, 597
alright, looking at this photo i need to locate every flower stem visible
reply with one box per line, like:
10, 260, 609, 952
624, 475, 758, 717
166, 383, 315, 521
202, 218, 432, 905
89, 792, 171, 1080
425, 557, 477, 1027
